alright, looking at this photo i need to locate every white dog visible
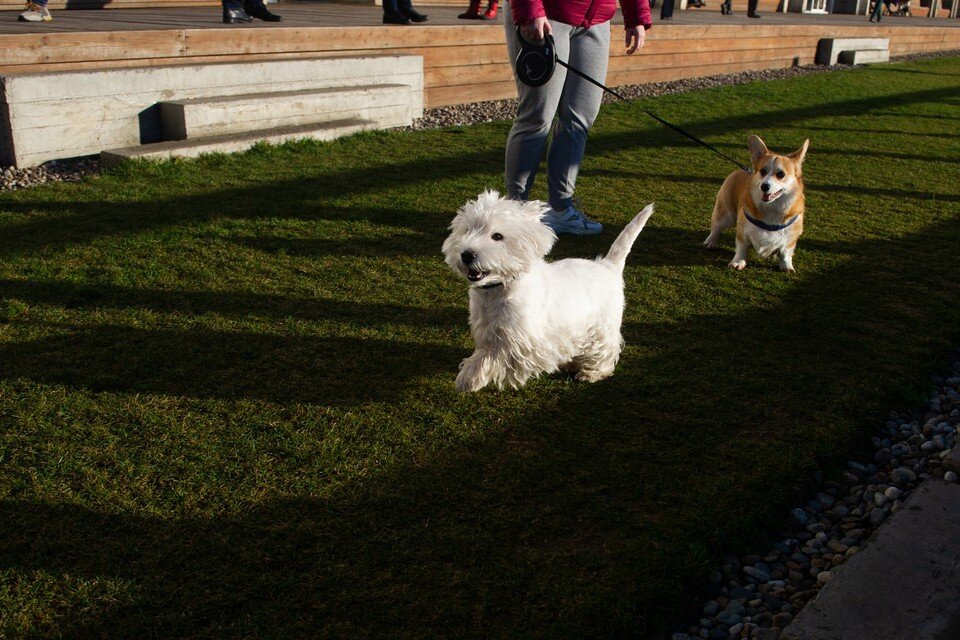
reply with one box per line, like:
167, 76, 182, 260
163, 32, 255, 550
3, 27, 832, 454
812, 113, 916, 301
442, 190, 654, 392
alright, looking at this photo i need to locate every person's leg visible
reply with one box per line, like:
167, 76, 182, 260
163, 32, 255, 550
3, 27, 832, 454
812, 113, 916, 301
869, 0, 883, 20
503, 2, 569, 201
545, 21, 610, 212
398, 0, 428, 22
383, 0, 411, 23
661, 0, 675, 19
459, 0, 482, 18
243, 0, 283, 22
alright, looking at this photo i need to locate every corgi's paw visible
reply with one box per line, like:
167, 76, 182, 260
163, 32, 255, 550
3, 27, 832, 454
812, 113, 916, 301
703, 237, 718, 249
780, 264, 796, 273
729, 259, 747, 270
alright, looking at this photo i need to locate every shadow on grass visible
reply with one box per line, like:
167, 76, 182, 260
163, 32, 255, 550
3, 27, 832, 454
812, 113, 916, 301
0, 279, 463, 328
1, 81, 957, 262
0, 324, 461, 405
2, 216, 958, 638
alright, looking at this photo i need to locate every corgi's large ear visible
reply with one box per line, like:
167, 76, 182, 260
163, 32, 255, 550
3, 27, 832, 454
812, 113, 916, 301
788, 139, 810, 169
748, 135, 769, 165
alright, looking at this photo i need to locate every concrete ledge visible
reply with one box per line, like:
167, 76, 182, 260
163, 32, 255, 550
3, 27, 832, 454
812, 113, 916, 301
815, 37, 890, 65
782, 479, 960, 640
837, 49, 891, 65
0, 55, 423, 168
159, 84, 412, 141
100, 117, 375, 168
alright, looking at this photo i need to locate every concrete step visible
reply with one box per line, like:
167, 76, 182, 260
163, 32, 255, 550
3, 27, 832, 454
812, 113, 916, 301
782, 479, 960, 640
837, 48, 890, 64
100, 117, 375, 167
160, 84, 414, 141
815, 37, 890, 65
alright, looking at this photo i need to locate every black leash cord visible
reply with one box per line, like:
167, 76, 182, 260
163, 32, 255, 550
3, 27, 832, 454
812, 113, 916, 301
555, 58, 752, 173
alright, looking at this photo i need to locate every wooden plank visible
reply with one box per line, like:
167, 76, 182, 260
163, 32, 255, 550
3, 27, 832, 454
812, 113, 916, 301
0, 30, 186, 65
426, 80, 517, 107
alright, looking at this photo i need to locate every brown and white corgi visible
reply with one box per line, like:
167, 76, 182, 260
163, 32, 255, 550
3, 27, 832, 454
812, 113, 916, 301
704, 135, 809, 272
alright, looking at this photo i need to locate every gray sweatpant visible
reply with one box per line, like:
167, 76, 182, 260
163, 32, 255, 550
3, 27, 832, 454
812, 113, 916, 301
504, 1, 611, 211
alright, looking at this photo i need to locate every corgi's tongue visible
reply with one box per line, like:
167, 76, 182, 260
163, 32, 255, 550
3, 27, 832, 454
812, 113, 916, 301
762, 189, 783, 202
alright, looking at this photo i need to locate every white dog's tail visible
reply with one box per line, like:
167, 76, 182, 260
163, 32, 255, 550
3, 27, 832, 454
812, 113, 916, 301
604, 204, 655, 270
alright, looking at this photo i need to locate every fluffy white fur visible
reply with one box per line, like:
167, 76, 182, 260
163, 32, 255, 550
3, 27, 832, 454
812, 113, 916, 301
442, 190, 654, 392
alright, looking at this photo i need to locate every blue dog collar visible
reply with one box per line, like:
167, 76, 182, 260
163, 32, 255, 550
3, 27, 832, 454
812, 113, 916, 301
744, 211, 799, 232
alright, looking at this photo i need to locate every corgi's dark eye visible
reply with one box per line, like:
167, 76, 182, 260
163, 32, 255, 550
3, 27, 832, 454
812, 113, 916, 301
775, 169, 786, 179
491, 233, 504, 241
759, 168, 768, 177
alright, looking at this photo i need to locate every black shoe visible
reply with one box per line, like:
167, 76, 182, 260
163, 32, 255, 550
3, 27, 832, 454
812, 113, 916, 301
223, 7, 253, 23
243, 1, 283, 21
401, 8, 429, 22
748, 11, 761, 17
383, 10, 410, 24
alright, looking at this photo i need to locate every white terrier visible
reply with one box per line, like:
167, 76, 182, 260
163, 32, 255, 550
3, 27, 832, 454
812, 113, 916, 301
443, 190, 654, 392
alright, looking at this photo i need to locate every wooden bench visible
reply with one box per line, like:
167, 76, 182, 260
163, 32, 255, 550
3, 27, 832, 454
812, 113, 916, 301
815, 37, 890, 66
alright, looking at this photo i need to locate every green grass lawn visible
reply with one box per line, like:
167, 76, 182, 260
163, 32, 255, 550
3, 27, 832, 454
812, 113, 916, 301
1, 56, 959, 638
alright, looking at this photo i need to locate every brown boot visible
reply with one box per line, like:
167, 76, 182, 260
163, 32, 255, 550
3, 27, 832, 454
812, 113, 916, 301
458, 0, 483, 18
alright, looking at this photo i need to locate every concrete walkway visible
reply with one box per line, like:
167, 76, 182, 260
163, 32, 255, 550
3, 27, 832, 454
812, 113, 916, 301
783, 449, 960, 640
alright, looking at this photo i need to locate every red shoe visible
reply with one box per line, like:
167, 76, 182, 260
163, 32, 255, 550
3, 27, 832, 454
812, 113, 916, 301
483, 0, 499, 19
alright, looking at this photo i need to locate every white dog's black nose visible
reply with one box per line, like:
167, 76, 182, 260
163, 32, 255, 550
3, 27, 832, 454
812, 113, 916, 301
461, 250, 476, 265
761, 182, 771, 193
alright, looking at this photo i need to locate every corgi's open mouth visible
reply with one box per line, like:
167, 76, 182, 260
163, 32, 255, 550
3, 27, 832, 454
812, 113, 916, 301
761, 189, 784, 203
467, 268, 489, 282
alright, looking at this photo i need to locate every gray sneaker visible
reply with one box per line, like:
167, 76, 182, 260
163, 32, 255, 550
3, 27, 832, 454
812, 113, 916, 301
544, 204, 603, 235
18, 2, 52, 21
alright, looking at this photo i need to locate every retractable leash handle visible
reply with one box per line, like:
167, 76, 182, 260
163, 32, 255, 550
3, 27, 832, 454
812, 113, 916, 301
514, 27, 556, 87
513, 26, 751, 174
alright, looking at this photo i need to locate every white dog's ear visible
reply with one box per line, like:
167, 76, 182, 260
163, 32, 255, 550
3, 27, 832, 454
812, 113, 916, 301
748, 135, 768, 165
526, 201, 557, 256
476, 189, 503, 208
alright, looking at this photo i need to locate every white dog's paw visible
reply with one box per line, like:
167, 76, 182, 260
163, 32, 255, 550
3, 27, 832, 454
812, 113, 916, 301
728, 259, 747, 270
455, 370, 485, 393
780, 264, 796, 273
703, 236, 718, 249
575, 369, 613, 383
456, 356, 492, 393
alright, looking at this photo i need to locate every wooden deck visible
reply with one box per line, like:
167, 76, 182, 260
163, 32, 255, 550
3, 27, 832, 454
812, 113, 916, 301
1, 2, 958, 108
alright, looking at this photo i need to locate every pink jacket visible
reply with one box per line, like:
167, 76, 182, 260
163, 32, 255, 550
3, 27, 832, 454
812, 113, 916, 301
510, 0, 652, 31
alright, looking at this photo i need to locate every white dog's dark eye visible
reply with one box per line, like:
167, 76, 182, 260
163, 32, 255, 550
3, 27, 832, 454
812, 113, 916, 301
759, 168, 768, 177
491, 233, 504, 241
775, 169, 786, 179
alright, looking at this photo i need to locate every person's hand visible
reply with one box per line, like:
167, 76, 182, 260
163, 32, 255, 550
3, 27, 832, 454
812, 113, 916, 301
625, 26, 645, 55
521, 16, 552, 42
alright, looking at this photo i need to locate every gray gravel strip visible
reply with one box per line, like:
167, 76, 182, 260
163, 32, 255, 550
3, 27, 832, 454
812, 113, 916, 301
1, 158, 100, 193
671, 348, 960, 640
0, 49, 956, 195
